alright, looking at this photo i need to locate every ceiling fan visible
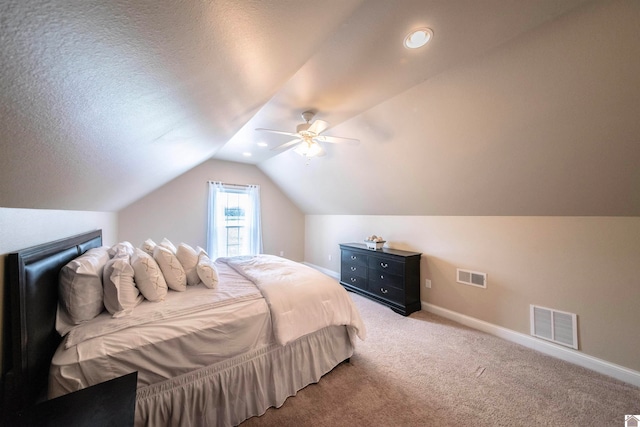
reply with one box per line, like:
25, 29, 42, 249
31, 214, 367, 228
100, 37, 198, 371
256, 111, 359, 158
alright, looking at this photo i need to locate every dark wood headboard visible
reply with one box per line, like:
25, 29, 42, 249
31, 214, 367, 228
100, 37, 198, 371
2, 230, 102, 416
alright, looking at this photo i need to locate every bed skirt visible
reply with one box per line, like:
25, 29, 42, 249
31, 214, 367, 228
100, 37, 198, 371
135, 324, 353, 426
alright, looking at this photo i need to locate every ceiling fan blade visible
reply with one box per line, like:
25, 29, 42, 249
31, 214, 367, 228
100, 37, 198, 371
315, 135, 360, 144
255, 128, 299, 137
271, 138, 302, 151
307, 119, 329, 135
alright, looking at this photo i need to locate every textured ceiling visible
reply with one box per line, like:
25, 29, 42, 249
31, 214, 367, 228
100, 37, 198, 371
1, 0, 638, 215
0, 0, 362, 210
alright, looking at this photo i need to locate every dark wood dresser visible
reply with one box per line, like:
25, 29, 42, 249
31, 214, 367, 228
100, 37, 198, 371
339, 243, 421, 316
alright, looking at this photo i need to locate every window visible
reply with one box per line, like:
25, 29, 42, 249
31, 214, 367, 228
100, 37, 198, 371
206, 181, 262, 259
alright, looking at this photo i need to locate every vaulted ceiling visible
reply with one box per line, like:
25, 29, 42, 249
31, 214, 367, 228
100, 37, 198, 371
1, 0, 638, 215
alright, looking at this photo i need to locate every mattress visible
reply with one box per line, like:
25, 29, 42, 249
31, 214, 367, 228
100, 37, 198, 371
49, 262, 271, 398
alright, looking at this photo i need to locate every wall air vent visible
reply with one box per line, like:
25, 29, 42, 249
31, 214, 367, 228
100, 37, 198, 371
530, 305, 578, 349
456, 268, 487, 288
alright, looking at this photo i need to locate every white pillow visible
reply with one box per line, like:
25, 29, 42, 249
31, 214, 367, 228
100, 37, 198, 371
103, 255, 143, 317
57, 246, 110, 328
153, 245, 187, 292
196, 252, 219, 289
108, 241, 135, 258
131, 248, 168, 302
141, 238, 157, 256
176, 243, 200, 286
159, 238, 177, 254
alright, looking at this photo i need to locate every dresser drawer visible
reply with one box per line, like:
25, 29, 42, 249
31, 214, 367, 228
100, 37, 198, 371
341, 273, 367, 289
342, 250, 367, 268
368, 256, 404, 276
369, 271, 403, 291
342, 262, 367, 279
369, 282, 404, 305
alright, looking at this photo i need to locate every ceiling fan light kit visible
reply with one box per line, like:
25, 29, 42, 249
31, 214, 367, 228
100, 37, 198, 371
255, 110, 359, 161
293, 140, 323, 158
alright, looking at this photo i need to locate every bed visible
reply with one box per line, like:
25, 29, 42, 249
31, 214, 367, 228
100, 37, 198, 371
2, 230, 365, 426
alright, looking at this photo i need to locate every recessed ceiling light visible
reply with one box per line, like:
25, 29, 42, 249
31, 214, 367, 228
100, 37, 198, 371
242, 152, 252, 157
404, 27, 433, 49
257, 142, 268, 147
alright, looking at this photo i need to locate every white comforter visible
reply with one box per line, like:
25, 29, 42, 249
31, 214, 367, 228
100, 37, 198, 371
219, 255, 366, 346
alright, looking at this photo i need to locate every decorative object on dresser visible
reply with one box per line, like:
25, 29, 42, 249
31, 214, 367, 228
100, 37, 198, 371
339, 243, 421, 316
364, 235, 385, 250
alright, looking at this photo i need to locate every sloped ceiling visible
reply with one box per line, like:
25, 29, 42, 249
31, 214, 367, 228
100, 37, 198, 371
1, 0, 638, 215
0, 0, 362, 210
260, 0, 640, 216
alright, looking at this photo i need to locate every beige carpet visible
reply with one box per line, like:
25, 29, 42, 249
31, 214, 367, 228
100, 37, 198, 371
241, 293, 639, 426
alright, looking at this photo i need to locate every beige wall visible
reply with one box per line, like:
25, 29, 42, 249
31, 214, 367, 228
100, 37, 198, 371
0, 207, 118, 369
305, 215, 640, 372
118, 159, 305, 261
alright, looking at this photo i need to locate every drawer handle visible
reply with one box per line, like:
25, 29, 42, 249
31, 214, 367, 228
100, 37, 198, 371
351, 278, 357, 283
380, 262, 388, 268
350, 266, 357, 271
351, 255, 357, 260
380, 287, 388, 294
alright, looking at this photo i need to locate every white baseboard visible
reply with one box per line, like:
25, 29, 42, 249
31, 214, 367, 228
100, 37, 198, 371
422, 302, 640, 388
304, 262, 339, 280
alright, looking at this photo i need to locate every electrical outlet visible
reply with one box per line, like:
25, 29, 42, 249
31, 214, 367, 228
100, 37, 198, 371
425, 279, 432, 289
328, 254, 332, 261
